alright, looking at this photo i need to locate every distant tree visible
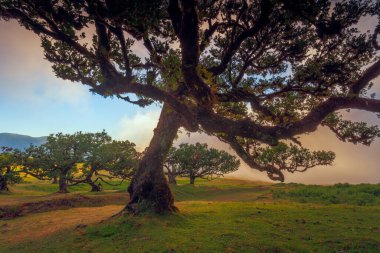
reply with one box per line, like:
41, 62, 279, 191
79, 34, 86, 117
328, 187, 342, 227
0, 147, 23, 192
72, 136, 140, 192
167, 143, 240, 184
164, 148, 179, 185
1, 0, 380, 212
241, 142, 336, 181
68, 131, 112, 192
24, 132, 91, 193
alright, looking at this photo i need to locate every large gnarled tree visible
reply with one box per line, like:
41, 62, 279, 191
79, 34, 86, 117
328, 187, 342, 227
1, 0, 380, 213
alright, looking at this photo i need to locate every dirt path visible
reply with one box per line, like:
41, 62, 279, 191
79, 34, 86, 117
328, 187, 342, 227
0, 205, 124, 245
0, 193, 128, 219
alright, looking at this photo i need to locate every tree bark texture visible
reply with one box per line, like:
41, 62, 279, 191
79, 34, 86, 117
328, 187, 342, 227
168, 172, 177, 185
0, 176, 8, 191
126, 104, 182, 213
189, 175, 195, 185
58, 170, 69, 193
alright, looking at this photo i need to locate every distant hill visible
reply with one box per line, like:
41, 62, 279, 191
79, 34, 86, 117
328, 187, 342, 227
0, 133, 47, 150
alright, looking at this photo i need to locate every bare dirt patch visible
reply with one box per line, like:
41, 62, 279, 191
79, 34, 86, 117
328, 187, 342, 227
0, 193, 128, 219
0, 205, 124, 244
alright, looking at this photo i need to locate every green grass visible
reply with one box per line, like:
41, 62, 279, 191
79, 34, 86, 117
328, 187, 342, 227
272, 183, 380, 205
4, 202, 380, 253
1, 178, 380, 252
2, 177, 130, 195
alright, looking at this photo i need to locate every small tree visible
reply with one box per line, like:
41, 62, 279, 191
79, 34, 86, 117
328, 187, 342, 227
25, 132, 91, 193
164, 147, 179, 185
168, 143, 240, 184
0, 147, 23, 192
69, 131, 112, 192
74, 137, 139, 192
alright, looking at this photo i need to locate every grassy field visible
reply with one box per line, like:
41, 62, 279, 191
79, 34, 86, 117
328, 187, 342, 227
1, 178, 380, 253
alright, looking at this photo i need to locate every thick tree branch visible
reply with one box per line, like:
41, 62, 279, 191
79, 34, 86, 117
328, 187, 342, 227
200, 97, 380, 143
169, 0, 213, 104
223, 136, 285, 181
350, 59, 380, 94
275, 97, 380, 138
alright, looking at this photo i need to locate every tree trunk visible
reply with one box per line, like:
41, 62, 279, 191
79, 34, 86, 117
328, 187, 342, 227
52, 176, 58, 184
168, 172, 177, 185
190, 175, 195, 185
85, 170, 101, 192
126, 104, 182, 214
0, 176, 8, 192
58, 171, 69, 193
0, 167, 11, 191
89, 181, 101, 192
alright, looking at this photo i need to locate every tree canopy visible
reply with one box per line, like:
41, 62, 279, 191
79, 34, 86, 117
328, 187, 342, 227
166, 143, 240, 184
1, 0, 380, 212
24, 131, 139, 193
25, 132, 95, 193
75, 138, 140, 191
0, 147, 23, 191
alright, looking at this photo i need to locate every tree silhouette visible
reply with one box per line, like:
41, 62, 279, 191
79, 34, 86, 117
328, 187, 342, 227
1, 0, 379, 213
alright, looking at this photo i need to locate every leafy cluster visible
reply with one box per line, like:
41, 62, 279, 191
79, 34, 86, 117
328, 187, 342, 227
0, 147, 23, 191
322, 113, 380, 145
166, 143, 240, 184
24, 131, 139, 192
255, 143, 335, 173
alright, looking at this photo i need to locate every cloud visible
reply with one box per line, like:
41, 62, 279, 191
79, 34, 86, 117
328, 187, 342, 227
117, 109, 161, 150
0, 21, 90, 106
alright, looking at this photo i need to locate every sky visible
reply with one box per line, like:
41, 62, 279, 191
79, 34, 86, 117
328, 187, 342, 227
0, 20, 379, 184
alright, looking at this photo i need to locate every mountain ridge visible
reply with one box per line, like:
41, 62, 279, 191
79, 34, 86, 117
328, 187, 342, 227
0, 132, 47, 150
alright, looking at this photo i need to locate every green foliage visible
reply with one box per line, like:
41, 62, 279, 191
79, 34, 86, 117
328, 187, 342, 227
322, 113, 380, 145
80, 137, 139, 188
0, 147, 23, 191
24, 132, 93, 180
23, 131, 139, 192
255, 142, 335, 173
167, 143, 240, 183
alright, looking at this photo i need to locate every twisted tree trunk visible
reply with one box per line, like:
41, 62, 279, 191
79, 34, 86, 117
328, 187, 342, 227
0, 166, 10, 191
189, 175, 195, 185
0, 175, 8, 192
126, 104, 182, 214
58, 170, 69, 193
85, 170, 101, 192
89, 181, 101, 192
168, 172, 177, 185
